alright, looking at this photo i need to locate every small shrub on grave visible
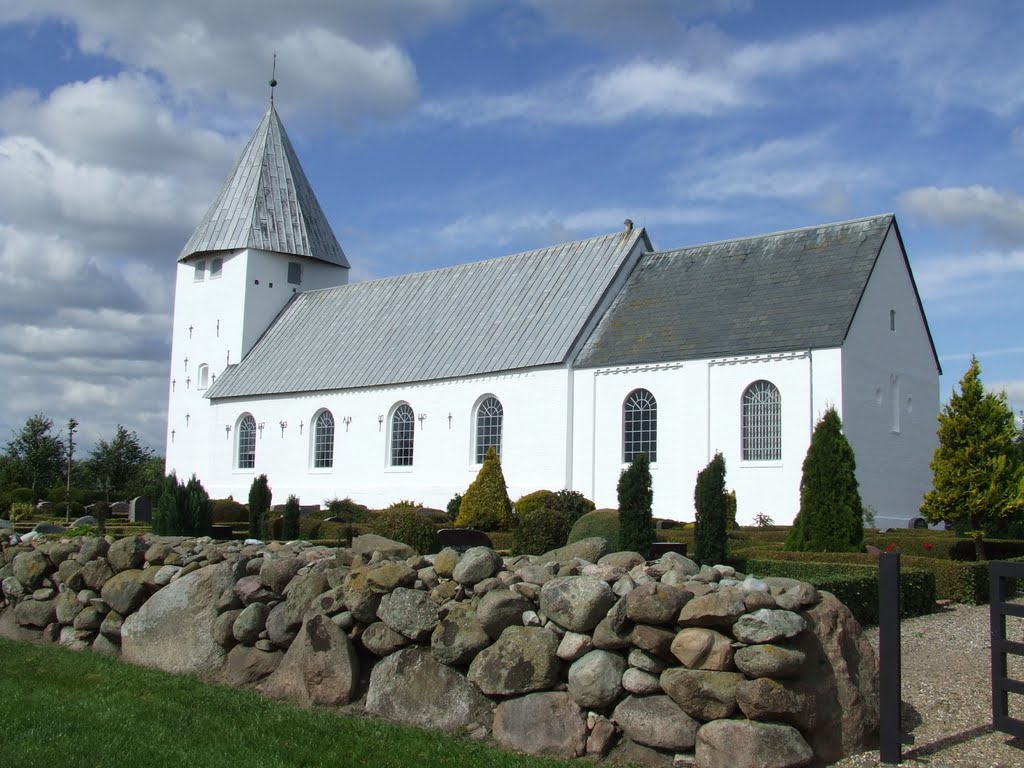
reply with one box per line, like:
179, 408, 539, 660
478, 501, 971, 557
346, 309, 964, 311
568, 509, 621, 551
373, 508, 437, 555
693, 452, 728, 566
8, 502, 34, 523
514, 490, 556, 519
92, 501, 110, 534
247, 474, 272, 540
455, 447, 514, 531
445, 493, 462, 522
212, 497, 248, 524
184, 475, 212, 537
550, 489, 596, 525
618, 452, 655, 558
324, 497, 369, 523
65, 524, 99, 537
153, 473, 185, 535
512, 506, 574, 555
384, 499, 422, 515
282, 495, 301, 540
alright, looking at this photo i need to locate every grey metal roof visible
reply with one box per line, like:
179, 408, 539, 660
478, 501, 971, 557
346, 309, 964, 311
206, 228, 646, 398
575, 214, 899, 368
179, 104, 349, 267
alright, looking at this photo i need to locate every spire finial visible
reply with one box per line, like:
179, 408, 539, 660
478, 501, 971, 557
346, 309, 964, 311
269, 52, 278, 103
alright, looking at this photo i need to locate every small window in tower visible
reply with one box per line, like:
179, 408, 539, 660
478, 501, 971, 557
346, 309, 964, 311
197, 364, 210, 391
210, 258, 223, 279
288, 262, 302, 285
890, 309, 896, 331
194, 260, 207, 282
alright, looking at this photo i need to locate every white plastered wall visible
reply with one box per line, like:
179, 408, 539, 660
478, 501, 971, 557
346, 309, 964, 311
840, 225, 939, 528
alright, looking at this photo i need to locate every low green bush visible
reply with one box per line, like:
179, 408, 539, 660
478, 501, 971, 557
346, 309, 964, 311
282, 495, 300, 540
568, 509, 620, 551
445, 493, 462, 522
949, 539, 1024, 562
8, 502, 34, 523
373, 509, 438, 555
212, 497, 248, 524
383, 499, 422, 515
514, 490, 556, 518
324, 497, 370, 523
512, 506, 573, 556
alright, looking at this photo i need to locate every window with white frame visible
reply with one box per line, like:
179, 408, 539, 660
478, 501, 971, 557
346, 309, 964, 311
475, 396, 503, 463
313, 410, 335, 468
741, 380, 781, 461
210, 258, 223, 279
197, 364, 210, 390
623, 388, 657, 462
194, 260, 207, 281
237, 413, 256, 469
390, 403, 415, 466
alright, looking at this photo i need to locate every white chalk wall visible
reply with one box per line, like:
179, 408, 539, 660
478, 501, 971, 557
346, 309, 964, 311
840, 225, 940, 528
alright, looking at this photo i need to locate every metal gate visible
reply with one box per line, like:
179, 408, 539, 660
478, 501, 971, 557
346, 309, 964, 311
990, 560, 1024, 737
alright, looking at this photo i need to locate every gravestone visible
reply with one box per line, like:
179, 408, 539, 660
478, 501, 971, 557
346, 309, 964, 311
435, 528, 493, 553
130, 496, 152, 524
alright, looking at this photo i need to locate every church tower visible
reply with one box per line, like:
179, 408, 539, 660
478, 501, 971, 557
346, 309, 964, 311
165, 101, 349, 479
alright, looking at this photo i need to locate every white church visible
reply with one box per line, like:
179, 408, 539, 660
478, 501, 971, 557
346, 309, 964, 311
165, 104, 941, 527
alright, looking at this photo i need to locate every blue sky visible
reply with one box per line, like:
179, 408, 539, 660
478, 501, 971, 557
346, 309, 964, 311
0, 0, 1022, 454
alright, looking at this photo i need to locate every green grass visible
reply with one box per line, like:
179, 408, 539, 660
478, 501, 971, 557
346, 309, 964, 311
0, 639, 573, 768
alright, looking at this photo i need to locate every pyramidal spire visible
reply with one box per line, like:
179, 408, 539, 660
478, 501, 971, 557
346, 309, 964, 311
178, 103, 349, 268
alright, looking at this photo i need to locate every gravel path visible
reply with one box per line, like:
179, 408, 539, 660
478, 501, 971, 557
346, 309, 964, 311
829, 602, 1024, 768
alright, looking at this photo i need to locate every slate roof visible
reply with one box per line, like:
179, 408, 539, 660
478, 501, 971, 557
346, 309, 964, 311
576, 214, 904, 368
179, 104, 349, 268
206, 228, 646, 398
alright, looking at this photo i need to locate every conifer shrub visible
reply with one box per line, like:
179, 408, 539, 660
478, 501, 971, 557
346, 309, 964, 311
374, 508, 438, 554
383, 499, 422, 515
247, 474, 272, 540
445, 493, 463, 522
617, 452, 654, 557
514, 490, 557, 518
550, 489, 596, 524
212, 497, 248, 524
153, 472, 186, 536
184, 474, 212, 537
785, 407, 865, 553
725, 490, 737, 531
282, 494, 301, 540
567, 509, 621, 551
454, 447, 514, 531
693, 453, 728, 566
512, 506, 572, 555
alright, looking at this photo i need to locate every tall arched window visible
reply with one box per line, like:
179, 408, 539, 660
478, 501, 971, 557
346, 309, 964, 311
237, 413, 256, 469
623, 389, 657, 462
197, 364, 210, 390
475, 396, 503, 463
313, 410, 335, 468
742, 380, 781, 461
390, 403, 415, 466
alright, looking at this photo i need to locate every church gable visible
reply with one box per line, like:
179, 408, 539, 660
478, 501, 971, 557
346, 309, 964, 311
206, 227, 647, 398
575, 214, 894, 368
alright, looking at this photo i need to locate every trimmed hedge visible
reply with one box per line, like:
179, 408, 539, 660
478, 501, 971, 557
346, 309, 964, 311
730, 556, 936, 625
949, 539, 1024, 562
568, 509, 620, 551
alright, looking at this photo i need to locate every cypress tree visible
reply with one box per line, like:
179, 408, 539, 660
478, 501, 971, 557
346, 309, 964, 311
617, 452, 654, 558
184, 474, 212, 537
283, 494, 301, 540
693, 452, 728, 566
154, 472, 186, 535
455, 447, 514, 530
248, 474, 272, 540
921, 357, 1024, 558
786, 407, 865, 552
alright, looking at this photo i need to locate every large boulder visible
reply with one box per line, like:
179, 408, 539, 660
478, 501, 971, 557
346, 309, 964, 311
476, 589, 530, 640
121, 562, 237, 675
451, 547, 502, 586
431, 608, 491, 667
625, 582, 690, 625
259, 557, 304, 595
696, 720, 813, 768
736, 678, 816, 731
219, 644, 283, 687
734, 644, 806, 679
14, 598, 57, 628
794, 591, 879, 764
261, 614, 360, 706
232, 602, 270, 645
366, 648, 491, 732
492, 692, 587, 758
539, 576, 616, 632
567, 649, 626, 709
660, 668, 745, 721
535, 537, 608, 565
613, 695, 699, 751
678, 588, 746, 629
377, 587, 439, 641
671, 627, 735, 671
468, 626, 561, 695
350, 534, 415, 560
13, 551, 50, 590
732, 608, 806, 644
361, 621, 411, 657
107, 536, 147, 573
100, 569, 149, 616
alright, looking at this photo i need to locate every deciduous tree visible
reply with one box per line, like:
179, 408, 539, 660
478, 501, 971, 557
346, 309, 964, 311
4, 414, 65, 497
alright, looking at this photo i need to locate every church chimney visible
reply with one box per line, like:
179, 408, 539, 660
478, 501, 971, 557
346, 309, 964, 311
623, 218, 634, 233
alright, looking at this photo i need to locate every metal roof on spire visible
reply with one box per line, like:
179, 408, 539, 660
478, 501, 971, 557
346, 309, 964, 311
178, 102, 349, 267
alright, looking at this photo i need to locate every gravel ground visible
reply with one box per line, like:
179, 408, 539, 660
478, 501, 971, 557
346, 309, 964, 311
829, 602, 1024, 768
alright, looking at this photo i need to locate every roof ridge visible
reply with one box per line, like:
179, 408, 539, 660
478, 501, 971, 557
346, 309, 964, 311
648, 213, 894, 256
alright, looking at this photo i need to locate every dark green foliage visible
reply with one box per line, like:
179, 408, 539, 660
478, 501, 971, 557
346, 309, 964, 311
948, 538, 1024, 561
514, 490, 556, 518
247, 474, 272, 540
693, 453, 728, 566
87, 425, 155, 501
921, 357, 1024, 553
373, 509, 438, 554
753, 512, 775, 528
3, 414, 65, 496
153, 472, 186, 536
325, 497, 369, 523
550, 489, 596, 523
454, 448, 514, 531
617, 452, 654, 557
445, 492, 463, 522
184, 474, 212, 537
785, 408, 865, 553
568, 509, 621, 551
282, 495, 300, 540
211, 497, 248, 524
512, 507, 573, 555
725, 490, 737, 531
93, 501, 110, 534
7, 488, 34, 505
383, 499, 421, 514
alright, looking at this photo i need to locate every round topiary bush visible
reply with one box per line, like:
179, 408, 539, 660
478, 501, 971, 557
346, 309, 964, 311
374, 508, 438, 554
567, 508, 621, 551
514, 490, 557, 518
512, 506, 574, 555
212, 497, 248, 524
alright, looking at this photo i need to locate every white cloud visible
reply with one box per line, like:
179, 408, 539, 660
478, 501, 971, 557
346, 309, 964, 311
914, 250, 1024, 301
900, 186, 1024, 245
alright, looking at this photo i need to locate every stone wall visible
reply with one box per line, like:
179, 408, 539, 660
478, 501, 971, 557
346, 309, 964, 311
0, 533, 879, 768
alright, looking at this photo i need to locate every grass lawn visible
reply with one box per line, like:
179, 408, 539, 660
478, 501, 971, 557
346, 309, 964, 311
0, 638, 574, 768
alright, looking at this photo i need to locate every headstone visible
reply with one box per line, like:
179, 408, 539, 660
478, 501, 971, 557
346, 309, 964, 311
129, 496, 152, 523
911, 517, 928, 529
434, 528, 492, 552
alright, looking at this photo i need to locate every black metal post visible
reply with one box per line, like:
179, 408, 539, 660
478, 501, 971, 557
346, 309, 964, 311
879, 551, 902, 764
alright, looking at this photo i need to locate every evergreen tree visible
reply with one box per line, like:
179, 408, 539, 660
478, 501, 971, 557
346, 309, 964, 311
786, 407, 865, 552
282, 494, 301, 540
617, 452, 654, 558
921, 357, 1024, 558
693, 452, 728, 566
4, 414, 65, 497
153, 472, 186, 536
184, 474, 212, 537
455, 447, 514, 530
248, 474, 272, 540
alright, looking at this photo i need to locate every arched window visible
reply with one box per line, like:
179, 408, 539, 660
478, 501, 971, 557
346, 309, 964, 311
237, 413, 256, 469
475, 396, 503, 463
197, 364, 210, 390
390, 403, 415, 466
313, 410, 335, 468
742, 380, 781, 461
623, 389, 657, 462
